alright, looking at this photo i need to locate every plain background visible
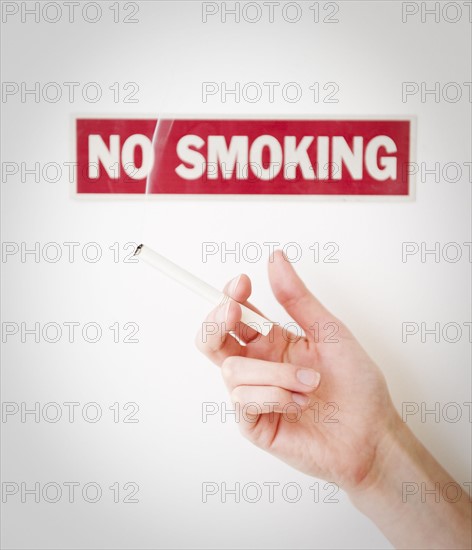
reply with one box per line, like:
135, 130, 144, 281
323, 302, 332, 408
1, 1, 471, 548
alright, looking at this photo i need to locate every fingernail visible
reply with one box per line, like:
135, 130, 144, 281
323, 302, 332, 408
296, 369, 320, 388
228, 275, 241, 295
292, 393, 310, 407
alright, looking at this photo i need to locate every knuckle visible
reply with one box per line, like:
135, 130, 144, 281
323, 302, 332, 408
221, 356, 237, 373
230, 387, 243, 404
221, 361, 233, 382
267, 386, 283, 404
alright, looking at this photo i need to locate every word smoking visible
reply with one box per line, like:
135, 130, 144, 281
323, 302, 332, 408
134, 244, 273, 336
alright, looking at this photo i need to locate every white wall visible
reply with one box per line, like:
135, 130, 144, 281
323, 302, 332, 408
1, 1, 471, 548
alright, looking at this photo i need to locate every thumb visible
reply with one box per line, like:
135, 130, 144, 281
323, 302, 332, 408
268, 250, 333, 337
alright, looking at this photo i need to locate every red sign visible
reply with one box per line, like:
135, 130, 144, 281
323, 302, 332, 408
76, 117, 412, 196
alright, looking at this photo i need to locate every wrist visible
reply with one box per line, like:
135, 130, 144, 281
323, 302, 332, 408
348, 411, 412, 518
348, 413, 472, 549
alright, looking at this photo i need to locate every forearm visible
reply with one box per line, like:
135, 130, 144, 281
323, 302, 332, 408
349, 416, 472, 550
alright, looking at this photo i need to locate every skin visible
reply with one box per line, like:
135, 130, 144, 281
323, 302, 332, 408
195, 250, 471, 550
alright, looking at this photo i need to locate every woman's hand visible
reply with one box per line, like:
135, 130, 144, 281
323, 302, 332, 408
196, 250, 399, 491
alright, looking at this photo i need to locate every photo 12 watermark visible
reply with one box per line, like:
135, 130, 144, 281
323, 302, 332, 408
402, 481, 471, 503
201, 241, 340, 264
199, 320, 340, 346
402, 402, 472, 423
201, 1, 340, 24
2, 482, 140, 503
402, 82, 471, 103
201, 400, 339, 424
402, 242, 472, 263
1, 81, 140, 104
1, 321, 140, 344
401, 2, 472, 23
401, 322, 471, 343
403, 162, 471, 184
201, 81, 340, 103
1, 2, 140, 24
1, 401, 140, 423
2, 242, 140, 263
202, 481, 340, 503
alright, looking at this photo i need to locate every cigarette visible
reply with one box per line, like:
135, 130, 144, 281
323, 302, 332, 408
134, 244, 273, 336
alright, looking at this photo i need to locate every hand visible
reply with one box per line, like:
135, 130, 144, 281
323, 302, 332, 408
196, 250, 399, 492
196, 251, 471, 549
